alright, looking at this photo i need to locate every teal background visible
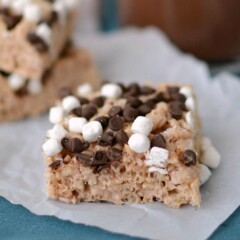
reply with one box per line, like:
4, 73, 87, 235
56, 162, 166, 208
0, 196, 239, 239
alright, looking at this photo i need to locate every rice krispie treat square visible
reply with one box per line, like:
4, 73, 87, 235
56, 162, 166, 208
43, 82, 204, 208
0, 0, 78, 80
0, 47, 101, 122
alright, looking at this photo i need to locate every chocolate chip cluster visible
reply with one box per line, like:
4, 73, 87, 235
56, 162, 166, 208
46, 82, 197, 173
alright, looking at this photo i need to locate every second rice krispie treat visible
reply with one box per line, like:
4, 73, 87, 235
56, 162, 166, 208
43, 82, 206, 208
0, 0, 79, 80
0, 47, 101, 122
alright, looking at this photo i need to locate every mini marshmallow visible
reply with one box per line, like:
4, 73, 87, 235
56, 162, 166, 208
179, 86, 193, 98
47, 124, 68, 141
42, 138, 62, 156
62, 96, 80, 112
35, 23, 52, 46
11, 0, 30, 14
131, 116, 153, 136
8, 73, 26, 91
82, 121, 103, 142
27, 79, 42, 95
201, 139, 221, 169
201, 137, 212, 150
199, 164, 212, 185
53, 1, 66, 24
77, 83, 93, 97
185, 97, 195, 111
128, 133, 150, 153
148, 166, 168, 175
49, 107, 64, 124
69, 117, 87, 133
145, 147, 169, 167
101, 84, 122, 99
23, 4, 42, 23
185, 111, 194, 128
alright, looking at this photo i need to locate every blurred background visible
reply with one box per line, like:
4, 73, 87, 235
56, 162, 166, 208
78, 0, 240, 74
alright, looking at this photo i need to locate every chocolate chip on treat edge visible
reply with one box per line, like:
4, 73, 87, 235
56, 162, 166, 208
151, 134, 166, 148
170, 93, 186, 103
169, 102, 183, 120
182, 149, 197, 166
140, 86, 156, 95
49, 160, 61, 170
61, 138, 89, 153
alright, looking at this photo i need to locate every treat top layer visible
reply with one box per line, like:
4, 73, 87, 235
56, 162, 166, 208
43, 82, 198, 175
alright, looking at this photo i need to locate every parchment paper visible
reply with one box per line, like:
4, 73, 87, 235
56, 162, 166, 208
0, 28, 240, 240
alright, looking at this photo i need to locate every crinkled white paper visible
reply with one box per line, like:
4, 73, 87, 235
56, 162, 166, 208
0, 28, 240, 240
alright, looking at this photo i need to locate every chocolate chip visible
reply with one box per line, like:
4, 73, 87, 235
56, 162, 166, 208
72, 107, 82, 117
116, 82, 126, 91
169, 101, 186, 111
140, 86, 155, 95
34, 41, 48, 52
167, 86, 179, 95
27, 32, 48, 52
138, 103, 153, 115
45, 10, 58, 26
123, 106, 139, 122
123, 83, 140, 97
108, 106, 122, 117
58, 87, 72, 99
0, 8, 9, 15
5, 14, 22, 30
93, 165, 107, 174
144, 99, 155, 107
78, 97, 89, 105
91, 96, 105, 108
182, 149, 197, 166
92, 151, 109, 166
151, 134, 166, 148
107, 147, 122, 161
98, 131, 115, 146
75, 153, 93, 166
95, 116, 109, 129
153, 92, 167, 103
170, 93, 186, 103
108, 116, 124, 131
81, 104, 98, 120
126, 96, 142, 108
115, 129, 129, 144
61, 138, 89, 153
49, 160, 61, 170
169, 102, 183, 120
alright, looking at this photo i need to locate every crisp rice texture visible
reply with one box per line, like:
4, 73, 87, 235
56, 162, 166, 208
45, 84, 202, 208
0, 47, 101, 122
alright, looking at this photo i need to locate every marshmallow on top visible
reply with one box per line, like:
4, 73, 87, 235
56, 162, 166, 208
101, 83, 122, 99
